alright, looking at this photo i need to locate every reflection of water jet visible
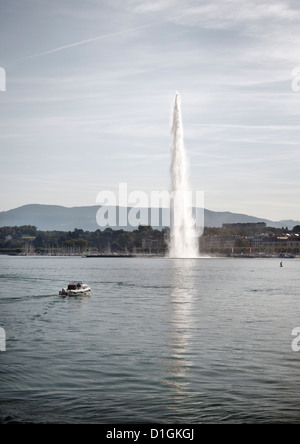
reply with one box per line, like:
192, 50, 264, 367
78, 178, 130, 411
162, 260, 196, 410
169, 92, 200, 259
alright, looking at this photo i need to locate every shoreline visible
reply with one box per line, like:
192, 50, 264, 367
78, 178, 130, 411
0, 253, 298, 259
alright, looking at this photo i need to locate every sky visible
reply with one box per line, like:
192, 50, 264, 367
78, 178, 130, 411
0, 0, 300, 221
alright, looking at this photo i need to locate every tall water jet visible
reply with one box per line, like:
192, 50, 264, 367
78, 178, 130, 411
169, 92, 200, 258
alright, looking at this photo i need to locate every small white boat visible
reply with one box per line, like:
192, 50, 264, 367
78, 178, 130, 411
59, 282, 91, 296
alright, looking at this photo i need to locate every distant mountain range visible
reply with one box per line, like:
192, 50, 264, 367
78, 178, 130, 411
0, 204, 298, 231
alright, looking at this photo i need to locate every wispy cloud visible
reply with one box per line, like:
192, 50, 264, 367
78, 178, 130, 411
125, 0, 300, 28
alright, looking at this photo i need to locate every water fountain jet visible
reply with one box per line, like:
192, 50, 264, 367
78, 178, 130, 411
168, 92, 200, 259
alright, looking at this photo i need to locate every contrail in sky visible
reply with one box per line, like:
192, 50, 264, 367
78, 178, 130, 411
19, 19, 172, 61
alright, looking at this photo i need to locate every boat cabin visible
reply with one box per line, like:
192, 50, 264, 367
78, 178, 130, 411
67, 282, 83, 290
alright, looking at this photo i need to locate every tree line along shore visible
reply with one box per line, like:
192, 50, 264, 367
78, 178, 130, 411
1, 223, 300, 257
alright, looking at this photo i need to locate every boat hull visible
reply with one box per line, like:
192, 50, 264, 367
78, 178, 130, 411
59, 286, 91, 296
68, 288, 91, 296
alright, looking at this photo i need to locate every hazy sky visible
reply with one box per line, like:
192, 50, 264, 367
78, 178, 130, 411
1, 0, 300, 220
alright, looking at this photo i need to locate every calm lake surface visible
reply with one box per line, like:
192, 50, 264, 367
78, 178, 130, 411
0, 255, 300, 424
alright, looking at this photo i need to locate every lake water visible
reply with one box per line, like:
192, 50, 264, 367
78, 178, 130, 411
0, 255, 300, 424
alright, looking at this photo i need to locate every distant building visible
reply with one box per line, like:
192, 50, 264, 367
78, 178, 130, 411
222, 222, 266, 231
